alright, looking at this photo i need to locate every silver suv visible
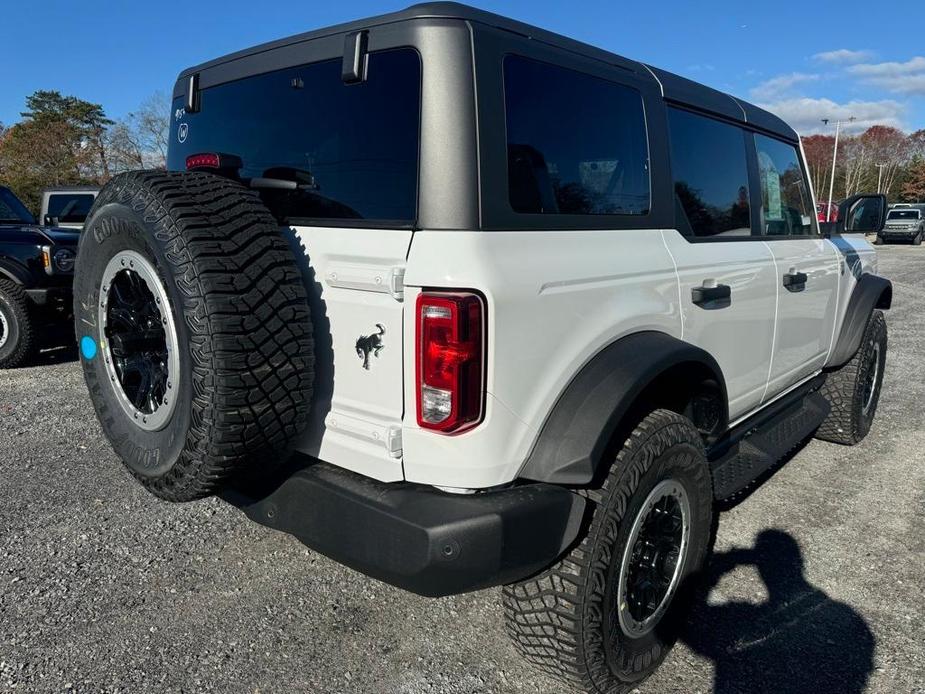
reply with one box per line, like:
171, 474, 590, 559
879, 204, 925, 244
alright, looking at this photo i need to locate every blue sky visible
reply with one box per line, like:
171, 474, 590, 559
4, 0, 924, 136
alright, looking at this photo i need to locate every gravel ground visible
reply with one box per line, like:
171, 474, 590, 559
1, 246, 923, 694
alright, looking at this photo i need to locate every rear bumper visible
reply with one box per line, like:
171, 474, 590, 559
222, 463, 586, 597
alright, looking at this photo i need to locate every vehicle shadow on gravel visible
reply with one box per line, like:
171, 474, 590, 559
681, 529, 875, 694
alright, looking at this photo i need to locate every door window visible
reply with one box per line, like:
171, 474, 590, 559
503, 55, 650, 216
667, 108, 752, 238
754, 134, 817, 237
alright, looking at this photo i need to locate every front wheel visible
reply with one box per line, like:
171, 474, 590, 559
816, 310, 887, 445
0, 279, 36, 369
503, 410, 714, 694
913, 231, 923, 246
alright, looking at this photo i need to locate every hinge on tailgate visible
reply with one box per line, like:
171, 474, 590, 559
386, 425, 402, 458
389, 267, 405, 301
324, 264, 405, 302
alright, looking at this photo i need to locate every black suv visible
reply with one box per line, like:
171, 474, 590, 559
0, 185, 79, 368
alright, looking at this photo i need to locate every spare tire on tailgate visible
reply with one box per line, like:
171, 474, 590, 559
74, 171, 314, 501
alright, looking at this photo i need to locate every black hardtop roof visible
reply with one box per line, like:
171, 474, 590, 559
42, 186, 100, 193
177, 2, 798, 142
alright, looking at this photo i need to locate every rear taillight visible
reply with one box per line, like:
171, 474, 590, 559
416, 291, 485, 433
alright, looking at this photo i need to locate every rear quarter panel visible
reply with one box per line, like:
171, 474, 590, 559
401, 228, 682, 488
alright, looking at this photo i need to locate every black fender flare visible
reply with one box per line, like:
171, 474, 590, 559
0, 258, 32, 287
518, 331, 728, 485
827, 273, 892, 369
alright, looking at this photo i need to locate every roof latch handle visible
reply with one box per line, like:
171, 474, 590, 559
186, 73, 201, 113
342, 30, 369, 84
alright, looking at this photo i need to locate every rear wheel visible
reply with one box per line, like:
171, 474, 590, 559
0, 279, 36, 369
816, 310, 887, 445
503, 410, 713, 694
74, 171, 314, 501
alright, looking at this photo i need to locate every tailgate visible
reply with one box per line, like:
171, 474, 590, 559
292, 226, 412, 482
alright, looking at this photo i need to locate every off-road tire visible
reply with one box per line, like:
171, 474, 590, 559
816, 310, 886, 445
74, 170, 314, 501
503, 410, 713, 694
874, 236, 884, 245
913, 231, 923, 246
0, 279, 36, 369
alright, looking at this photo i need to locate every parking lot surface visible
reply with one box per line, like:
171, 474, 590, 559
1, 246, 923, 694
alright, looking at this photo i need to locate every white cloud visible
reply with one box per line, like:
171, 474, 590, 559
813, 49, 875, 64
749, 73, 820, 101
753, 97, 905, 135
847, 57, 925, 95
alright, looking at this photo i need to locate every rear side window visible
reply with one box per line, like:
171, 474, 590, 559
47, 194, 95, 223
754, 134, 817, 236
503, 55, 650, 216
668, 108, 751, 238
168, 49, 421, 225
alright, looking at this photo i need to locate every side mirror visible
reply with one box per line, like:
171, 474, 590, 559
44, 215, 59, 227
834, 194, 887, 236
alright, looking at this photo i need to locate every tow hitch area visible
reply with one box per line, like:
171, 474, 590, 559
222, 462, 586, 597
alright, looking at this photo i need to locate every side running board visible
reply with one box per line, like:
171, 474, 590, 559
708, 377, 830, 500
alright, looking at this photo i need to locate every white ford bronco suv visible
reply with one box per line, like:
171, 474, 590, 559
74, 4, 892, 691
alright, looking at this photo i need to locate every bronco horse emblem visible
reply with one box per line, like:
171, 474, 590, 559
355, 324, 386, 370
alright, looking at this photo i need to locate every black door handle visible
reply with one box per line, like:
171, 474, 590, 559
783, 271, 808, 290
691, 283, 731, 307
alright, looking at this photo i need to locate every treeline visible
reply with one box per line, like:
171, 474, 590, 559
0, 90, 169, 215
802, 126, 925, 204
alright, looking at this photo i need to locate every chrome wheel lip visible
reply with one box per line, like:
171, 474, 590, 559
0, 306, 8, 350
98, 251, 180, 432
617, 478, 691, 639
862, 341, 881, 415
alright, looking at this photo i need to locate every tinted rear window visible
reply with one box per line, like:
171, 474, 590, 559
168, 49, 421, 225
47, 193, 95, 223
888, 210, 920, 220
503, 55, 650, 216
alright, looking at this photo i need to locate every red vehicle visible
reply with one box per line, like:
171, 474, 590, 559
817, 202, 840, 223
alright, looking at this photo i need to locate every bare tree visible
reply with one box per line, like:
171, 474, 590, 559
107, 91, 170, 172
840, 135, 869, 198
861, 126, 907, 196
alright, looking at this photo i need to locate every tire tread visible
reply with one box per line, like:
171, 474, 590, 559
80, 171, 313, 501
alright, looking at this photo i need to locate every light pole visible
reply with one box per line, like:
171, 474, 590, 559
821, 117, 855, 222
876, 163, 888, 194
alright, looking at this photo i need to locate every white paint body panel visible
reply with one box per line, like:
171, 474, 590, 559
763, 239, 840, 398
287, 221, 877, 489
401, 229, 681, 488
290, 225, 412, 482
661, 229, 776, 419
